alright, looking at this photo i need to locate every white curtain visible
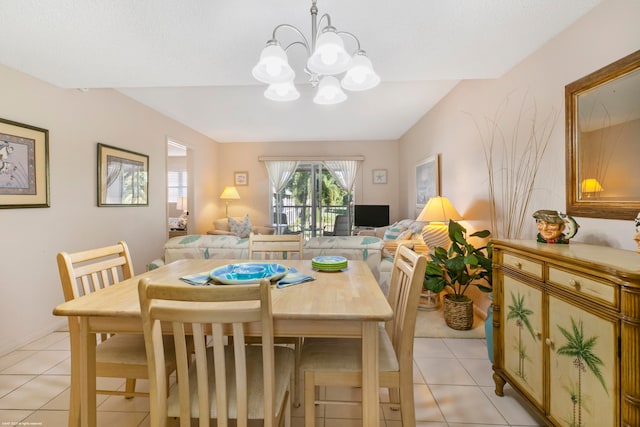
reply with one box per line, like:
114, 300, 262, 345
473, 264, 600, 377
323, 160, 361, 230
264, 160, 299, 233
323, 160, 360, 191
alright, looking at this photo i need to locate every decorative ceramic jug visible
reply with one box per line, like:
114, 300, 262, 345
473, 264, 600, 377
532, 210, 579, 244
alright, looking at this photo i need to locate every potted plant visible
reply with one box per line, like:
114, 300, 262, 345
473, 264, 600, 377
423, 220, 492, 330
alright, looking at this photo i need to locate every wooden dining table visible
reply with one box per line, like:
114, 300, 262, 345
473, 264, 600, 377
53, 258, 393, 427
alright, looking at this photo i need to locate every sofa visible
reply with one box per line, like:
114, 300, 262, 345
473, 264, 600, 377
357, 219, 429, 290
207, 216, 275, 236
148, 234, 387, 292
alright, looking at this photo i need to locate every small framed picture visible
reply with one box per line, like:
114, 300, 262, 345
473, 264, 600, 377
372, 169, 387, 184
98, 143, 149, 206
234, 171, 248, 186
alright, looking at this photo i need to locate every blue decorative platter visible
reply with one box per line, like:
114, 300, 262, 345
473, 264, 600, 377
209, 262, 289, 285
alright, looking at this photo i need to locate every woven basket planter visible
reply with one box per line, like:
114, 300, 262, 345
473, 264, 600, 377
443, 294, 474, 330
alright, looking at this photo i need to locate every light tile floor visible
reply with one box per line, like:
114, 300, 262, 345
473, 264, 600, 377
0, 331, 545, 426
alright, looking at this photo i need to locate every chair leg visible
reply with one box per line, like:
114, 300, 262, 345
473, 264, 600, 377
124, 378, 136, 399
398, 380, 416, 426
303, 371, 316, 427
293, 337, 302, 408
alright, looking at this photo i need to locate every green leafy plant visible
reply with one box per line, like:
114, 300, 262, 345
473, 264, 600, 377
423, 220, 492, 301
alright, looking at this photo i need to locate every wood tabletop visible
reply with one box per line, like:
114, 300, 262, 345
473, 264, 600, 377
53, 258, 393, 322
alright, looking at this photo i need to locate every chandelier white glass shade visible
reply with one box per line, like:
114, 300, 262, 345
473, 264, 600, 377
265, 81, 300, 102
251, 0, 379, 105
313, 76, 347, 105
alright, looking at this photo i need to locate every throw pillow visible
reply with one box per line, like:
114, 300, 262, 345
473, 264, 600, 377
383, 224, 407, 240
228, 215, 252, 238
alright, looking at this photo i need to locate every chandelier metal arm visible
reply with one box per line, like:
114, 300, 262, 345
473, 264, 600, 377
270, 24, 312, 57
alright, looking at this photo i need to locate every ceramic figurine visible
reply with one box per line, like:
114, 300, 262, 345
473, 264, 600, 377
533, 210, 579, 244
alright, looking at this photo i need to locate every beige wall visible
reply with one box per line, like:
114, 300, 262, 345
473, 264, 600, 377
0, 64, 218, 354
399, 0, 640, 253
216, 140, 399, 228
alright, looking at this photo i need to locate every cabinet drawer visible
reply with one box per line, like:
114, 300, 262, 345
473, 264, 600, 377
547, 266, 616, 306
502, 252, 543, 280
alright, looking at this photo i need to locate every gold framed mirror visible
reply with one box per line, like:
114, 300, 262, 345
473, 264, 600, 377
566, 49, 640, 220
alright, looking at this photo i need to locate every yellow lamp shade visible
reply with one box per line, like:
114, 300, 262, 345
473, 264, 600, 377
580, 178, 604, 193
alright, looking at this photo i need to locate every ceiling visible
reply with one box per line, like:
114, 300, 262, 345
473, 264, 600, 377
0, 0, 603, 143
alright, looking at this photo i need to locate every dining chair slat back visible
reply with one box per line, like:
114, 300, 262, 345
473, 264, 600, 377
299, 244, 427, 426
138, 278, 294, 427
56, 240, 178, 399
247, 231, 305, 407
248, 232, 304, 260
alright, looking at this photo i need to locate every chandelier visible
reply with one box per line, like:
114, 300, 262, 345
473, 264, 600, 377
251, 0, 380, 105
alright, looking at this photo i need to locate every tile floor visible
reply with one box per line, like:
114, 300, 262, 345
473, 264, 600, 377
0, 331, 545, 426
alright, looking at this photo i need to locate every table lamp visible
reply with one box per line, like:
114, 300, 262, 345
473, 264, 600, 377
220, 186, 240, 217
416, 196, 463, 251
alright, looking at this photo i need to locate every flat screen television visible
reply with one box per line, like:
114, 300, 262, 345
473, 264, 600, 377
354, 205, 389, 227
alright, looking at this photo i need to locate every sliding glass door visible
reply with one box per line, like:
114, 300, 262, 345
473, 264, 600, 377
273, 162, 351, 238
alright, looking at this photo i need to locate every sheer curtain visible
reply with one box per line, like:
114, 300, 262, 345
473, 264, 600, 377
264, 160, 299, 234
323, 160, 361, 230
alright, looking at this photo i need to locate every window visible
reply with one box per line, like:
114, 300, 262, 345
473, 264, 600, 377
167, 171, 187, 203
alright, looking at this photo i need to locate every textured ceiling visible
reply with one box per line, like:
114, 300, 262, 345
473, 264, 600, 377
0, 0, 603, 142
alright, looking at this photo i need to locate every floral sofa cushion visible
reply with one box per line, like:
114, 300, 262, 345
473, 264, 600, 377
208, 217, 274, 236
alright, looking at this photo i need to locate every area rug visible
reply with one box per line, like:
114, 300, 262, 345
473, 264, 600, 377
414, 308, 485, 339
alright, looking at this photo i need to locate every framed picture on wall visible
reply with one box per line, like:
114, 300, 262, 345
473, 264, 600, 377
372, 169, 387, 184
415, 155, 440, 216
97, 143, 149, 206
234, 171, 248, 186
0, 118, 50, 209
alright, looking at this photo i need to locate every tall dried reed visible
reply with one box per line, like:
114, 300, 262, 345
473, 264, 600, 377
472, 94, 559, 239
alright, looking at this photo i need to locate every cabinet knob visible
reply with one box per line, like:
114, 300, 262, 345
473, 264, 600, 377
514, 261, 522, 269
569, 279, 581, 290
535, 330, 542, 340
545, 338, 555, 349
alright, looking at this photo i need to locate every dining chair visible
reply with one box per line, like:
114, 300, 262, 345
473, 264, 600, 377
248, 231, 304, 406
138, 278, 294, 427
56, 241, 179, 398
299, 244, 427, 426
248, 232, 304, 260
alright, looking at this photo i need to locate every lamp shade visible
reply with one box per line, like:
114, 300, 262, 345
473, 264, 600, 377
417, 196, 462, 252
313, 76, 347, 105
341, 52, 380, 91
416, 196, 463, 223
580, 178, 604, 193
264, 81, 300, 102
307, 28, 351, 75
252, 43, 295, 84
220, 186, 240, 200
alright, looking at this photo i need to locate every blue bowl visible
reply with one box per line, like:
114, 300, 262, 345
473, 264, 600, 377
234, 265, 266, 280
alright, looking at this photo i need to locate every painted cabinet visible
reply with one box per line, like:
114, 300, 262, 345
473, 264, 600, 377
492, 240, 640, 427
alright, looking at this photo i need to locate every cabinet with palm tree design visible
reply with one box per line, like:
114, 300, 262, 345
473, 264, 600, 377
492, 240, 640, 427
